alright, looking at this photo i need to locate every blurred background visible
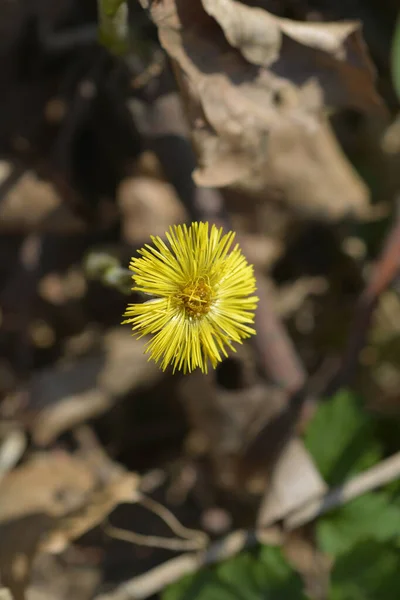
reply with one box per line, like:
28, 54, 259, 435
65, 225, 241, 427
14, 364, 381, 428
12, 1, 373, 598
1, 0, 400, 598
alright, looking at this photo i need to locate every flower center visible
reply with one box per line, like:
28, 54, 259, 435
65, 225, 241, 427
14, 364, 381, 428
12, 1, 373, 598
179, 278, 213, 319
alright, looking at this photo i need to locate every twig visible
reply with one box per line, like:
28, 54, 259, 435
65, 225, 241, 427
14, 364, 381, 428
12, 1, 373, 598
286, 450, 400, 530
95, 451, 400, 599
252, 278, 306, 391
95, 529, 273, 600
104, 521, 206, 552
138, 495, 208, 545
96, 553, 202, 600
328, 209, 400, 394
103, 492, 208, 552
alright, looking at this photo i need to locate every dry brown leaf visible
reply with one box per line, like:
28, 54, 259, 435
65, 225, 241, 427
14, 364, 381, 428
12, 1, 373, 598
0, 168, 58, 226
0, 453, 95, 525
202, 0, 359, 65
202, 1, 372, 64
239, 233, 283, 270
256, 438, 327, 527
0, 454, 139, 598
0, 453, 96, 599
117, 176, 186, 243
142, 0, 385, 220
0, 166, 84, 234
40, 473, 140, 554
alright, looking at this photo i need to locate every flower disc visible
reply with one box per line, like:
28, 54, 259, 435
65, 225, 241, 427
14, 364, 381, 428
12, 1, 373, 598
122, 222, 258, 373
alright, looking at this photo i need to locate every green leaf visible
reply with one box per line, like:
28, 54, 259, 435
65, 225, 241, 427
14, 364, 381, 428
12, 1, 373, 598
391, 13, 400, 101
317, 492, 400, 557
304, 389, 382, 485
163, 546, 308, 600
329, 541, 400, 600
97, 0, 129, 55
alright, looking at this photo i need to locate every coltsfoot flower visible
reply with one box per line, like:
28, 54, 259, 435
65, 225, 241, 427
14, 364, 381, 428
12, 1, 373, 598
122, 222, 258, 373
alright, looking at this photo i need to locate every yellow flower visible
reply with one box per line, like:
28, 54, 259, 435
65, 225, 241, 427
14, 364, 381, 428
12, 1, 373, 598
122, 222, 258, 373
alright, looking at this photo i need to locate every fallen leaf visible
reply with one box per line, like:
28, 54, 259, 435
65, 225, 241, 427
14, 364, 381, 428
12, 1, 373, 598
0, 453, 95, 525
0, 452, 139, 598
0, 166, 84, 234
202, 0, 362, 66
117, 176, 186, 244
40, 472, 140, 554
143, 0, 386, 220
0, 452, 96, 600
257, 438, 327, 527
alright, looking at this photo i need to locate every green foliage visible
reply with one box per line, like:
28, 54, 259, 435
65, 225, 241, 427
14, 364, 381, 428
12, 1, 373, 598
97, 0, 129, 55
305, 389, 400, 598
304, 389, 382, 485
317, 492, 400, 557
164, 388, 400, 600
162, 546, 308, 600
330, 541, 400, 600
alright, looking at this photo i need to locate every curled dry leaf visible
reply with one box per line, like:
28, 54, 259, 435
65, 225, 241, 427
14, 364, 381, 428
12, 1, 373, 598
141, 0, 386, 220
41, 472, 140, 554
202, 0, 358, 65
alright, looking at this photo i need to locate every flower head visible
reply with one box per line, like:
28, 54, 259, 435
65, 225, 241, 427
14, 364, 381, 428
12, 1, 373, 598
122, 222, 258, 373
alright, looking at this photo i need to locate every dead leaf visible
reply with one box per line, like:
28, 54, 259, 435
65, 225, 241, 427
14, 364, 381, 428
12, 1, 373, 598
202, 0, 373, 71
0, 166, 84, 233
0, 168, 56, 224
239, 233, 283, 270
117, 176, 186, 244
0, 453, 96, 600
144, 0, 386, 220
256, 437, 327, 527
0, 452, 139, 598
203, 0, 281, 66
40, 473, 140, 554
0, 453, 95, 524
